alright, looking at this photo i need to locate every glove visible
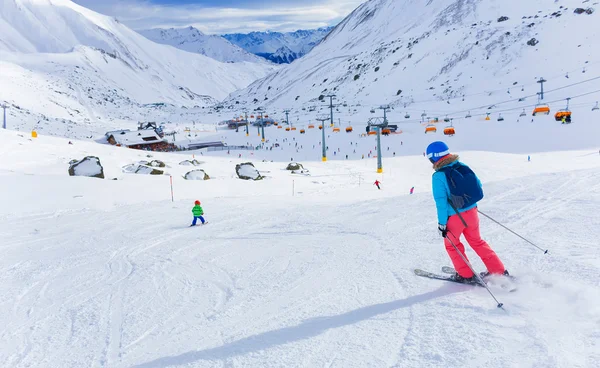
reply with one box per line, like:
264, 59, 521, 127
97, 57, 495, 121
438, 224, 448, 238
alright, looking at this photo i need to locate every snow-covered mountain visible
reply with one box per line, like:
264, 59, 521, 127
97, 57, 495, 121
138, 26, 270, 64
223, 27, 334, 64
225, 0, 600, 115
0, 0, 275, 138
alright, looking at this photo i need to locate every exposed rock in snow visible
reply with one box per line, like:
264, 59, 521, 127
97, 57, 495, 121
235, 162, 262, 180
286, 162, 304, 171
68, 156, 104, 179
122, 162, 164, 175
148, 160, 167, 168
179, 159, 204, 166
184, 169, 210, 180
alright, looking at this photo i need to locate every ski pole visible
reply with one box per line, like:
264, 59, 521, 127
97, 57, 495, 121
478, 210, 548, 254
446, 232, 504, 309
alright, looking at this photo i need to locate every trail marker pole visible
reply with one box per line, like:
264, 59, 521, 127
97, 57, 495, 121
170, 176, 174, 202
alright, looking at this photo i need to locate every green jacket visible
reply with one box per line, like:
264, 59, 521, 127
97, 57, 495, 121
192, 205, 204, 216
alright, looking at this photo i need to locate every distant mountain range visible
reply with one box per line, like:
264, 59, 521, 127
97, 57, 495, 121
139, 27, 269, 64
223, 27, 334, 64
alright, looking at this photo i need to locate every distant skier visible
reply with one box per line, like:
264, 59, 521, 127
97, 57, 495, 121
374, 180, 381, 190
190, 200, 206, 226
426, 141, 509, 282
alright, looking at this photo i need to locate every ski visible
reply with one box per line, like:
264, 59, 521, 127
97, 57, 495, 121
414, 269, 485, 287
441, 266, 517, 292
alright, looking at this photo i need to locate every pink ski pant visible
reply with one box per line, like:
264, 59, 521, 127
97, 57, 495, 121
444, 207, 505, 278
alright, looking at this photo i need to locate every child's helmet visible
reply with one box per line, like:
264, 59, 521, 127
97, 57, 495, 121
195, 200, 201, 205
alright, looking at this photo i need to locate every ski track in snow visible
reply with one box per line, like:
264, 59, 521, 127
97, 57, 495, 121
1, 129, 600, 367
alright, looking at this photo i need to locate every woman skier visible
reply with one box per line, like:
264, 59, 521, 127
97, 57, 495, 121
426, 141, 509, 282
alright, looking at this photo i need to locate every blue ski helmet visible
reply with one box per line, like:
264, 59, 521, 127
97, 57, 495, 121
426, 141, 450, 163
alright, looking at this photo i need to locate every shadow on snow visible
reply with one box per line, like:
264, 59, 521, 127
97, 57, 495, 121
132, 285, 465, 367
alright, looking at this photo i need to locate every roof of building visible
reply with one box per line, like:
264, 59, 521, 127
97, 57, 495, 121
108, 130, 164, 146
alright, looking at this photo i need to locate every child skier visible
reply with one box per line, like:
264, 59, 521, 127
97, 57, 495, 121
426, 141, 509, 282
191, 200, 206, 226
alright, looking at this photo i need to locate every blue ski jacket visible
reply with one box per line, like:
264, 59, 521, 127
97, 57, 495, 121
432, 157, 482, 225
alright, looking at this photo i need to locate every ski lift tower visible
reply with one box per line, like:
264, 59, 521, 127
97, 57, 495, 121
1, 103, 7, 129
325, 94, 336, 127
369, 105, 390, 173
537, 77, 547, 100
316, 115, 330, 162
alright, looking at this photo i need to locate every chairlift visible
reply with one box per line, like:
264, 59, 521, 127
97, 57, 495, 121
485, 113, 491, 121
443, 127, 455, 136
425, 124, 437, 134
333, 127, 341, 133
554, 110, 572, 121
300, 129, 306, 134
593, 101, 599, 111
421, 111, 427, 117
519, 109, 527, 117
370, 109, 376, 114
444, 115, 450, 123
532, 103, 551, 116
497, 113, 504, 122
346, 126, 353, 133
465, 111, 472, 118
405, 112, 410, 119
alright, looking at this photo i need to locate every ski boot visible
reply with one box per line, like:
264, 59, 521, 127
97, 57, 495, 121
452, 272, 474, 284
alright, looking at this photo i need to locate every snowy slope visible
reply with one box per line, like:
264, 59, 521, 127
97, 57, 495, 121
138, 27, 271, 64
225, 0, 600, 115
222, 27, 334, 64
1, 127, 600, 367
0, 0, 275, 138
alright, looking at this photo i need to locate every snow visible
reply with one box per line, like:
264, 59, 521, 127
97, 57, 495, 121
2, 0, 600, 366
1, 122, 599, 367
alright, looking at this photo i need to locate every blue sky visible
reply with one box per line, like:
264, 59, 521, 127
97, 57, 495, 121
72, 0, 363, 34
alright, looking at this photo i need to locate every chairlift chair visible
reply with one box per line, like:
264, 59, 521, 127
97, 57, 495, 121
519, 109, 527, 117
346, 126, 353, 133
497, 114, 504, 122
532, 103, 551, 116
485, 113, 491, 121
554, 110, 572, 122
421, 111, 427, 117
443, 127, 455, 136
425, 124, 437, 134
592, 101, 599, 111
444, 115, 450, 123
405, 113, 410, 119
465, 111, 472, 118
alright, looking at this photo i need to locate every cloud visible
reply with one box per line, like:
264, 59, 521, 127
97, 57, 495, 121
71, 0, 364, 34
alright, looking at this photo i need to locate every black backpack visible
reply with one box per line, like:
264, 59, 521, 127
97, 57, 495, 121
438, 164, 484, 210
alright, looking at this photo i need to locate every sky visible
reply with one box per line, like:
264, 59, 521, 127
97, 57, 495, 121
72, 0, 364, 34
